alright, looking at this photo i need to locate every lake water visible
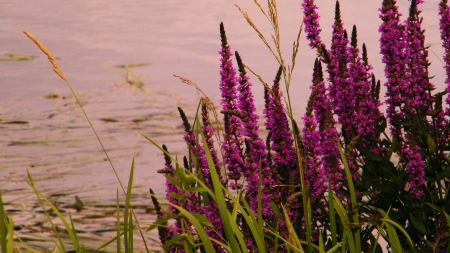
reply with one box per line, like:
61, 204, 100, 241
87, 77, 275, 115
0, 0, 447, 250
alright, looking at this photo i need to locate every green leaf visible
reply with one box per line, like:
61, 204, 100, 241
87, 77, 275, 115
169, 203, 216, 252
378, 209, 413, 252
358, 148, 384, 161
192, 213, 214, 228
165, 175, 183, 189
186, 186, 208, 192
438, 166, 450, 180
147, 214, 179, 232
426, 134, 437, 154
409, 213, 427, 234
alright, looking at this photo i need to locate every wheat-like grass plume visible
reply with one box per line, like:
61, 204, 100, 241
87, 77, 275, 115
23, 31, 66, 81
236, 4, 280, 64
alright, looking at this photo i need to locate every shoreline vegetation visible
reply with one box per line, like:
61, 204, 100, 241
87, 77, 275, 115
3, 0, 450, 252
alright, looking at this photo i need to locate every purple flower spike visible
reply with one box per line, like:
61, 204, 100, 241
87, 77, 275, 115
439, 0, 450, 113
327, 1, 353, 137
302, 59, 326, 197
347, 26, 382, 140
379, 0, 408, 141
235, 51, 279, 218
263, 66, 298, 179
404, 0, 433, 111
302, 59, 343, 197
302, 0, 323, 49
219, 23, 244, 186
264, 67, 299, 218
403, 142, 425, 198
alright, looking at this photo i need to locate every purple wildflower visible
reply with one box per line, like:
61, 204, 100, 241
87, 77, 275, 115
218, 23, 244, 186
235, 51, 278, 218
157, 145, 185, 252
439, 0, 450, 119
263, 66, 298, 194
201, 103, 224, 183
440, 0, 450, 87
347, 25, 383, 139
403, 142, 425, 198
302, 0, 323, 49
302, 59, 327, 197
379, 0, 409, 141
404, 0, 433, 111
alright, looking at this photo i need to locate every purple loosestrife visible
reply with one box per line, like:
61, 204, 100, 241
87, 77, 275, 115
302, 59, 327, 198
201, 104, 224, 184
149, 188, 168, 246
435, 0, 450, 157
440, 0, 450, 92
327, 1, 352, 131
403, 142, 425, 198
348, 26, 382, 140
263, 66, 298, 194
219, 23, 244, 188
313, 60, 344, 192
439, 0, 450, 137
157, 145, 184, 252
235, 51, 278, 217
263, 67, 300, 224
404, 0, 433, 112
379, 0, 409, 142
302, 0, 322, 50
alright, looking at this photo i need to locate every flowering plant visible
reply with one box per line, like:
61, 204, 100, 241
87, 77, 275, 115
147, 0, 450, 252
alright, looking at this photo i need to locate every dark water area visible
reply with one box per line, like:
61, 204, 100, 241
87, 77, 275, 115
0, 0, 447, 250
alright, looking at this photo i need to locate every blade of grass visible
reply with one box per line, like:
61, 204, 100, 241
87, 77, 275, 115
171, 203, 216, 252
124, 159, 135, 253
117, 189, 122, 253
281, 205, 304, 252
26, 170, 75, 252
372, 207, 391, 253
337, 138, 360, 253
378, 209, 413, 251
257, 159, 263, 237
332, 192, 353, 253
328, 183, 337, 250
318, 232, 325, 253
6, 217, 13, 253
0, 190, 7, 253
381, 221, 402, 251
69, 212, 83, 252
198, 120, 242, 253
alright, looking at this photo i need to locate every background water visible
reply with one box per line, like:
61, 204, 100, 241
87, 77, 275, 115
0, 0, 447, 250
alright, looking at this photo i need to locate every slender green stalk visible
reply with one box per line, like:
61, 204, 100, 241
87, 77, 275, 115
328, 183, 337, 250
124, 159, 135, 253
117, 189, 122, 253
0, 190, 7, 253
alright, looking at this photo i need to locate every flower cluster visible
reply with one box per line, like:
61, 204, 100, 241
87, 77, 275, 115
154, 1, 450, 251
